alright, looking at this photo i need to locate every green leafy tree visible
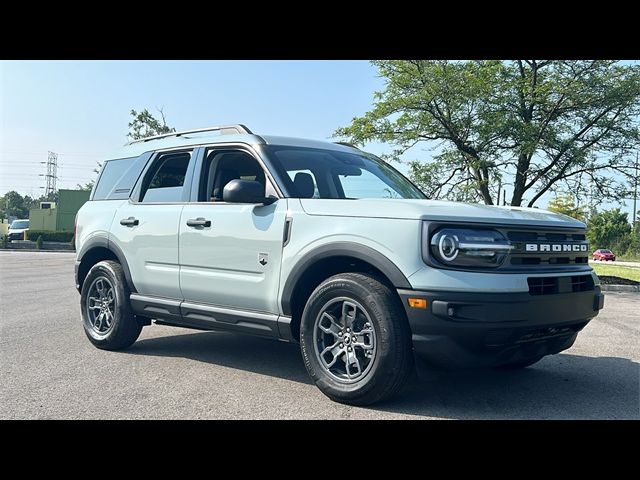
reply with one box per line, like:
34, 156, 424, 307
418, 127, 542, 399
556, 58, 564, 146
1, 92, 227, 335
587, 208, 632, 250
77, 162, 103, 191
79, 108, 175, 190
336, 61, 640, 206
1, 191, 30, 219
546, 194, 587, 222
127, 107, 175, 141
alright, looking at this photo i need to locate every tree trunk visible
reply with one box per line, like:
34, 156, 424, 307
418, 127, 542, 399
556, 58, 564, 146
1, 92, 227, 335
511, 153, 530, 206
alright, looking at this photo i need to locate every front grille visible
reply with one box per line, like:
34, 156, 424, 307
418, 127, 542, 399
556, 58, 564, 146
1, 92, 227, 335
515, 322, 587, 343
506, 228, 589, 271
528, 275, 594, 295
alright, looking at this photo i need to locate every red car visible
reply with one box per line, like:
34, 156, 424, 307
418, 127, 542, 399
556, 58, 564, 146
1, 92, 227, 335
592, 249, 616, 261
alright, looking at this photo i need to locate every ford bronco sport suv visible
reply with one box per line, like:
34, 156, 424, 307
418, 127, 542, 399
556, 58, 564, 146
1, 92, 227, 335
75, 124, 604, 405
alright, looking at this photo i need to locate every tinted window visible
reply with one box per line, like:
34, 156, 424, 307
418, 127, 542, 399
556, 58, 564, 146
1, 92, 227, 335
93, 158, 133, 200
199, 150, 266, 202
141, 152, 191, 203
266, 146, 425, 200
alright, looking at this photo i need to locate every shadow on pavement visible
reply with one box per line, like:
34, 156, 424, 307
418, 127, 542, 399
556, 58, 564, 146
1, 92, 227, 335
130, 331, 639, 419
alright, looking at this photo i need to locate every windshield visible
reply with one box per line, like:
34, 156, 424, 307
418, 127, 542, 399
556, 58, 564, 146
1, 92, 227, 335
601, 250, 611, 254
265, 146, 425, 200
10, 220, 29, 229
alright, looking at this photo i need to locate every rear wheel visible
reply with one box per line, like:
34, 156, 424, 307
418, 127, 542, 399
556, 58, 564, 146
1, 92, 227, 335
80, 260, 142, 350
299, 273, 413, 406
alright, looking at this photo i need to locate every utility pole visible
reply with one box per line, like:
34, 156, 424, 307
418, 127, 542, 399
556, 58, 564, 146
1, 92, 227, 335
40, 151, 58, 198
633, 151, 638, 226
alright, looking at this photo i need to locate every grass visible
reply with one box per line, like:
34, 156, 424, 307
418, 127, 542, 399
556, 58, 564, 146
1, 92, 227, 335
591, 263, 640, 282
617, 254, 640, 262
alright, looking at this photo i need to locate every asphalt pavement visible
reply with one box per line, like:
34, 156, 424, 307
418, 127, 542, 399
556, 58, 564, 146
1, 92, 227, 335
1, 251, 638, 419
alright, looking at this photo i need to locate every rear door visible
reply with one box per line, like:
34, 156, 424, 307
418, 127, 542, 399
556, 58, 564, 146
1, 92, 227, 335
179, 146, 287, 313
110, 148, 197, 299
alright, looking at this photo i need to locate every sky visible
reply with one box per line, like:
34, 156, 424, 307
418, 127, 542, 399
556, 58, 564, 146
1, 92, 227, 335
0, 60, 637, 221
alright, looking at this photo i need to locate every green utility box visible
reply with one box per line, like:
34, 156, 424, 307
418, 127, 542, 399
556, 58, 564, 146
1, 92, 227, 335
29, 189, 90, 232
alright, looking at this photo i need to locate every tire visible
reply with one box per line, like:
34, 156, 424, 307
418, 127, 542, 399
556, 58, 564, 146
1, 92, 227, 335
299, 273, 413, 406
80, 260, 142, 350
495, 356, 544, 370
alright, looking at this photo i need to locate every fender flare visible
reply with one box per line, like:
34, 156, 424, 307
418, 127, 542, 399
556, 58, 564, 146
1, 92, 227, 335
280, 242, 411, 316
76, 236, 137, 293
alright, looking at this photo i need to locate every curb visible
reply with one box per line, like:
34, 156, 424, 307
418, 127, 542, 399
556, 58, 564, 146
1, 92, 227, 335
0, 249, 75, 253
600, 284, 640, 292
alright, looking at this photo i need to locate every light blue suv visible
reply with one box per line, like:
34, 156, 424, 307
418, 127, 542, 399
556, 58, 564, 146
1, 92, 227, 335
74, 124, 604, 405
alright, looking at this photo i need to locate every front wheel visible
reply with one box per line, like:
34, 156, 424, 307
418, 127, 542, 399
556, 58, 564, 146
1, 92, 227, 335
299, 273, 413, 406
80, 260, 142, 350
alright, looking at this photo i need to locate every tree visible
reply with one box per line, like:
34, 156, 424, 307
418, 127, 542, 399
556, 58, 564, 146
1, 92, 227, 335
127, 107, 175, 141
587, 208, 631, 250
78, 108, 175, 191
546, 194, 587, 222
77, 161, 103, 191
1, 191, 29, 219
336, 61, 640, 206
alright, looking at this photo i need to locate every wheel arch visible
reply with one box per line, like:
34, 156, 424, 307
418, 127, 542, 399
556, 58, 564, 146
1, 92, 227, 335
76, 237, 137, 293
281, 242, 411, 340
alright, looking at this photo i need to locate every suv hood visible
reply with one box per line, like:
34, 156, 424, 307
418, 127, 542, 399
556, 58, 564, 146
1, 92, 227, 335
299, 199, 585, 229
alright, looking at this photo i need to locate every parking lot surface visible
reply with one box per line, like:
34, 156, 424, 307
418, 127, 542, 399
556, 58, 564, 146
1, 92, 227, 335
1, 251, 638, 419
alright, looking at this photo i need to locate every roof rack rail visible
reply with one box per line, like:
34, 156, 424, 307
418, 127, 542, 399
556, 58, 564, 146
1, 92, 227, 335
127, 124, 254, 145
333, 141, 360, 149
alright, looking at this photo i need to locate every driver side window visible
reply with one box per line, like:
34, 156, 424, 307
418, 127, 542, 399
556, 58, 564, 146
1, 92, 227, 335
198, 149, 274, 202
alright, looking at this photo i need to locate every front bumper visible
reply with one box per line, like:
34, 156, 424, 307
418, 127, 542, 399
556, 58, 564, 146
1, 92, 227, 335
398, 287, 604, 368
8, 232, 25, 241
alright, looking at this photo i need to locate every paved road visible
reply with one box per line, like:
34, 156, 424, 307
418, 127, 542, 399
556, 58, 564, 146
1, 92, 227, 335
1, 251, 638, 419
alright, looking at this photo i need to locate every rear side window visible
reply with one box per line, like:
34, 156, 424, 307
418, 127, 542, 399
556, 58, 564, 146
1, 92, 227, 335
141, 152, 191, 203
93, 158, 133, 200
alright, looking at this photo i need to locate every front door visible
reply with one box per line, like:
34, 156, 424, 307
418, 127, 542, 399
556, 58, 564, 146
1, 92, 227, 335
110, 149, 195, 300
179, 148, 287, 314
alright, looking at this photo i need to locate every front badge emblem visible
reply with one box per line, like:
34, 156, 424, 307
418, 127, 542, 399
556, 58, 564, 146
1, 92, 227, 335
259, 253, 268, 266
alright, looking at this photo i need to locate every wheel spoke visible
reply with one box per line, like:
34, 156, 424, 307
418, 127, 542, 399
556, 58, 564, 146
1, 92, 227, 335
94, 311, 104, 330
353, 327, 374, 349
319, 312, 342, 338
96, 279, 105, 298
106, 290, 114, 304
88, 297, 102, 310
104, 309, 113, 328
344, 348, 362, 379
341, 301, 357, 328
324, 344, 345, 368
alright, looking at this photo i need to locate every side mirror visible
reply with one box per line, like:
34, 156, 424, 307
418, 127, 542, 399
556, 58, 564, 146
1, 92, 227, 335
223, 179, 276, 205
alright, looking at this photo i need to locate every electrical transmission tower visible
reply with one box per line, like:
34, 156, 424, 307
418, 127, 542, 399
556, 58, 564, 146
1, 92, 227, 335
40, 151, 58, 197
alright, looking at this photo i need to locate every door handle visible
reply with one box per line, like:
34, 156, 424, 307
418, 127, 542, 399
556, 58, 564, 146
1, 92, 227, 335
186, 217, 212, 228
120, 217, 139, 227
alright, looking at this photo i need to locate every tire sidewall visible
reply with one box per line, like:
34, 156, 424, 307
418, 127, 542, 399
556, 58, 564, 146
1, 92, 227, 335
300, 276, 401, 399
80, 261, 131, 344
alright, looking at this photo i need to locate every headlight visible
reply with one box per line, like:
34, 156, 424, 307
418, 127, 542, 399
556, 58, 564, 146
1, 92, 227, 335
429, 228, 512, 268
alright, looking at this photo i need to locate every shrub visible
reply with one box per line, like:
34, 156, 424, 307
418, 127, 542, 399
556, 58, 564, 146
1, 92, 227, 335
1, 234, 7, 249
27, 230, 74, 242
36, 235, 43, 249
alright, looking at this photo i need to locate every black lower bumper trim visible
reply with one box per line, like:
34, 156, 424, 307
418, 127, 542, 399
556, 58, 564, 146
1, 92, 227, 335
398, 287, 602, 368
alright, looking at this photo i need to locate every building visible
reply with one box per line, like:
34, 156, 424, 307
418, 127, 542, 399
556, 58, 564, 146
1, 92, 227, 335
29, 189, 90, 231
